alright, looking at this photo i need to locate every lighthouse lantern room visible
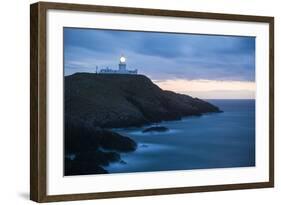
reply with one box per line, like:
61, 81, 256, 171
119, 56, 127, 71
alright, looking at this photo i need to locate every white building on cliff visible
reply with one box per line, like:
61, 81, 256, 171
99, 55, 138, 74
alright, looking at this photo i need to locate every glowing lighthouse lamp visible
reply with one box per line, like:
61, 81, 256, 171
120, 56, 126, 63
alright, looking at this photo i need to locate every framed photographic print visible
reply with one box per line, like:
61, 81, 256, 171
30, 1, 274, 202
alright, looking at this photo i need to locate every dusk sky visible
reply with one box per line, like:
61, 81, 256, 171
64, 27, 255, 99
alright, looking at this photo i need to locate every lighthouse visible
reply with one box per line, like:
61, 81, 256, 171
119, 55, 127, 72
99, 55, 138, 74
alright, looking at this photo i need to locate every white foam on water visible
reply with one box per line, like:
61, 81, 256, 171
127, 129, 180, 136
103, 143, 173, 173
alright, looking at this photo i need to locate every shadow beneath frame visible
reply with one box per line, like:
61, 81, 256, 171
18, 192, 29, 200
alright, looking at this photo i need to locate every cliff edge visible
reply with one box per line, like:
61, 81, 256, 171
64, 73, 221, 128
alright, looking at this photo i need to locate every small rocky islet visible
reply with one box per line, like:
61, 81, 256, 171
142, 126, 169, 133
64, 73, 222, 175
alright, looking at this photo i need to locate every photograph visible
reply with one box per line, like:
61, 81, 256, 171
29, 2, 274, 202
63, 27, 256, 176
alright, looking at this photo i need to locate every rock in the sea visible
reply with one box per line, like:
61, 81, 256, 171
120, 160, 127, 165
64, 158, 108, 175
97, 130, 137, 152
64, 122, 137, 175
142, 126, 169, 133
64, 73, 222, 128
64, 122, 137, 154
64, 150, 122, 176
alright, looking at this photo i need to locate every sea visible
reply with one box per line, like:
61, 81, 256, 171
105, 99, 255, 174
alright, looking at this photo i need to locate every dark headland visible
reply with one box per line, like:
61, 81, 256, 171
64, 73, 222, 175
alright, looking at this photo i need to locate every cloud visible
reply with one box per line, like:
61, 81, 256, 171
153, 79, 255, 91
63, 27, 255, 82
153, 79, 255, 99
182, 90, 255, 99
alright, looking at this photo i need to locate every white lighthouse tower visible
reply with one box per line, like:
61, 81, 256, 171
119, 55, 127, 72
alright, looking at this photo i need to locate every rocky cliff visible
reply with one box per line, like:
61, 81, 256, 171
64, 73, 221, 128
